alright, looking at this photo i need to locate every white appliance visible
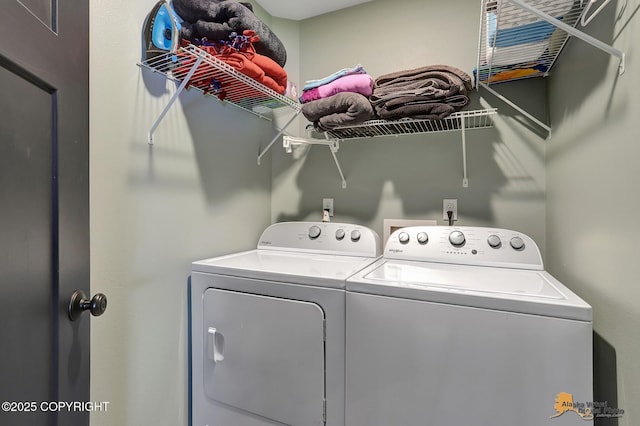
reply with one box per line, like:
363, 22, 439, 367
189, 221, 381, 426
345, 226, 592, 426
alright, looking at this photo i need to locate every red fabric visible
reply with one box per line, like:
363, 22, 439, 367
173, 34, 287, 100
251, 53, 287, 93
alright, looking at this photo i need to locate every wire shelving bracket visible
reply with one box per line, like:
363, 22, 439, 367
283, 135, 347, 189
285, 109, 497, 188
476, 0, 625, 133
138, 44, 302, 156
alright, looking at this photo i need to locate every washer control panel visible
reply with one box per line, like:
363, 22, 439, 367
385, 226, 543, 270
258, 222, 382, 257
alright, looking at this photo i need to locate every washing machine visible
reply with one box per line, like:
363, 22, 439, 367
189, 221, 381, 426
345, 226, 593, 426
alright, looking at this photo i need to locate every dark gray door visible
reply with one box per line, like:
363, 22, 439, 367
0, 1, 90, 425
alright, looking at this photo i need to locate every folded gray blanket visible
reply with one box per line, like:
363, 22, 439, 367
302, 92, 375, 131
376, 94, 470, 120
372, 65, 473, 119
382, 94, 469, 109
373, 65, 473, 97
173, 0, 287, 67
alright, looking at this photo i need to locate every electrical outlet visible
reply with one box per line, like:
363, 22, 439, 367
323, 198, 334, 216
443, 199, 457, 220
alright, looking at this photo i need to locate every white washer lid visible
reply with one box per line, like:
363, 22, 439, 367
347, 260, 592, 321
193, 249, 380, 289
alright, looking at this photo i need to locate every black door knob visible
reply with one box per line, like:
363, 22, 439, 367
68, 290, 107, 321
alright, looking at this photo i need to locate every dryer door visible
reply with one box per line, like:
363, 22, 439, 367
203, 288, 326, 426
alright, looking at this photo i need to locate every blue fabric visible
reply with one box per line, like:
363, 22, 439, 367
488, 12, 561, 48
302, 65, 366, 91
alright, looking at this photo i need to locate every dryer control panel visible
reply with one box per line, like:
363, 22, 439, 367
385, 226, 543, 270
258, 222, 382, 257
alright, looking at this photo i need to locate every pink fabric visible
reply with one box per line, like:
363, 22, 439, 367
301, 73, 374, 103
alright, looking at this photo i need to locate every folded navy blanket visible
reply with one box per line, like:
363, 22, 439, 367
301, 92, 376, 131
173, 0, 287, 67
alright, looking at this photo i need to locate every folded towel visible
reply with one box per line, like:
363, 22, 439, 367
173, 37, 288, 99
206, 52, 286, 94
372, 65, 473, 120
301, 92, 375, 131
217, 52, 264, 79
300, 74, 374, 103
373, 65, 473, 98
375, 94, 470, 120
370, 81, 461, 107
250, 52, 288, 93
377, 103, 455, 120
302, 64, 366, 91
173, 0, 287, 66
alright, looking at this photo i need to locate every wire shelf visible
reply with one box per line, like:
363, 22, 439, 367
324, 109, 498, 140
286, 109, 497, 188
139, 44, 301, 118
477, 0, 588, 85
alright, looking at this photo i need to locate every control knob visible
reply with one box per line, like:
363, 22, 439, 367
449, 230, 466, 247
417, 232, 429, 244
510, 236, 525, 250
335, 229, 345, 240
308, 225, 321, 239
398, 232, 410, 244
350, 230, 361, 242
487, 234, 502, 248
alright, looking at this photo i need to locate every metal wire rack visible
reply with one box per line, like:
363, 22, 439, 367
477, 0, 583, 84
324, 109, 497, 140
140, 44, 301, 114
476, 0, 624, 132
138, 44, 302, 153
285, 109, 498, 189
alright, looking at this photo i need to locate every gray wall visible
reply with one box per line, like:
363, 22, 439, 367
270, 0, 548, 254
90, 1, 274, 425
87, 0, 640, 424
546, 0, 639, 423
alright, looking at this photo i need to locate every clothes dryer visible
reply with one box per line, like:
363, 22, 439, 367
189, 222, 381, 426
345, 226, 592, 426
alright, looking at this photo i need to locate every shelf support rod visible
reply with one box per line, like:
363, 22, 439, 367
475, 0, 486, 89
282, 136, 347, 188
328, 142, 347, 189
148, 55, 205, 144
461, 115, 469, 188
479, 82, 552, 133
509, 0, 625, 75
257, 109, 302, 165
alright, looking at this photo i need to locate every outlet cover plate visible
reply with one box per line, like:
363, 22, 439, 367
443, 199, 458, 220
323, 198, 334, 216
